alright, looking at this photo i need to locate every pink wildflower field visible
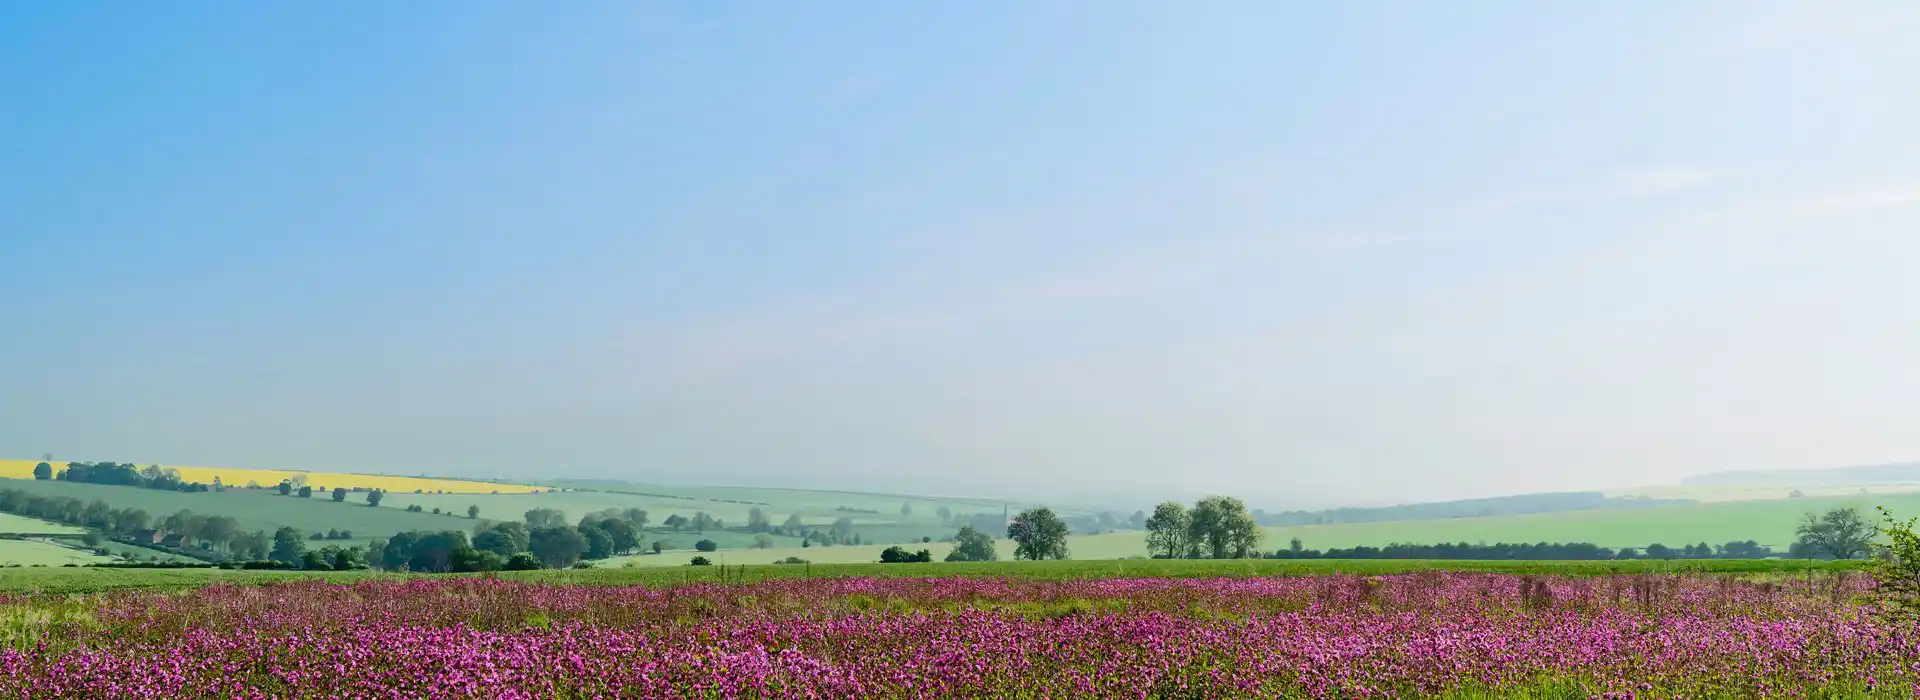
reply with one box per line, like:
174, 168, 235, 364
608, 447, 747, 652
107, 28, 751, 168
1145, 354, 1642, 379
1, 572, 1913, 698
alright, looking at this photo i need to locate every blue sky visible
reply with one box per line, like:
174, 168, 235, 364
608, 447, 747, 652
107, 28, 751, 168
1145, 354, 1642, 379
4, 1, 1919, 507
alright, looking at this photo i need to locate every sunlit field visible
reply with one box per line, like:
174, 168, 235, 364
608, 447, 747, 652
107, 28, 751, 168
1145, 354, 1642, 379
0, 460, 544, 494
0, 570, 1904, 697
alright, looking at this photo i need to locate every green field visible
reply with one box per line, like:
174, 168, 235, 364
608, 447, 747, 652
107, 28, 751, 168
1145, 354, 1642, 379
0, 557, 1861, 594
0, 512, 84, 535
0, 478, 482, 541
0, 539, 116, 567
1050, 492, 1920, 557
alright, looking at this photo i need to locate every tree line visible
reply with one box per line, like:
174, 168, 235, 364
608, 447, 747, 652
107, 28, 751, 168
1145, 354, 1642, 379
1267, 539, 1778, 560
38, 461, 211, 492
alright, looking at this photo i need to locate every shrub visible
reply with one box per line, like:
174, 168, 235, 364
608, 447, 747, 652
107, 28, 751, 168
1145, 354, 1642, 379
777, 557, 810, 565
694, 539, 718, 552
504, 552, 542, 571
689, 556, 711, 566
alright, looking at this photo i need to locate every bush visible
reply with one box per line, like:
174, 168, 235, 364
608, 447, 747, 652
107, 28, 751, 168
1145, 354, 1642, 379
880, 546, 934, 563
694, 539, 718, 552
689, 556, 711, 566
571, 561, 594, 569
777, 556, 810, 565
504, 552, 543, 571
1871, 506, 1920, 622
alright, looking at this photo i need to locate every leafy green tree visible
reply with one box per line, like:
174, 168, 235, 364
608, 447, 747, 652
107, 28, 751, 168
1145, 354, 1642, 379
752, 534, 775, 549
1797, 507, 1874, 560
31, 462, 51, 480
270, 527, 306, 565
366, 490, 383, 507
579, 523, 613, 559
900, 502, 912, 518
524, 508, 567, 529
467, 504, 480, 519
1187, 495, 1262, 559
1144, 501, 1190, 558
662, 514, 687, 531
944, 525, 998, 562
277, 481, 293, 496
600, 519, 639, 555
936, 506, 952, 525
332, 487, 347, 502
530, 526, 587, 568
695, 539, 718, 552
1869, 507, 1920, 622
1007, 507, 1070, 560
300, 550, 329, 570
690, 512, 718, 532
297, 485, 313, 498
331, 545, 367, 571
624, 508, 649, 528
747, 507, 770, 533
830, 517, 855, 544
505, 552, 542, 570
781, 513, 805, 535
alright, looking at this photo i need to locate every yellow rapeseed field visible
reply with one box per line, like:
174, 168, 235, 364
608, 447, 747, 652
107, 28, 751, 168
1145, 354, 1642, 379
0, 460, 545, 494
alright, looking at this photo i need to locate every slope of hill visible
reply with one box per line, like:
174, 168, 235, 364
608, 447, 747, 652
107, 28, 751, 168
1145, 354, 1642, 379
1682, 462, 1920, 488
1258, 491, 1693, 526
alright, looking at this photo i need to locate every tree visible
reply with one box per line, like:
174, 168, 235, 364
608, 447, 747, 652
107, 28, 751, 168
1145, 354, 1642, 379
936, 506, 952, 525
32, 462, 51, 480
830, 517, 855, 544
1187, 495, 1262, 559
301, 550, 329, 570
579, 523, 613, 560
111, 507, 150, 535
297, 485, 313, 498
1797, 507, 1874, 560
366, 490, 384, 507
1144, 501, 1190, 559
662, 514, 688, 531
752, 534, 775, 549
1007, 507, 1070, 561
695, 539, 718, 552
624, 508, 649, 529
473, 529, 521, 557
331, 546, 367, 571
1869, 507, 1920, 622
505, 552, 543, 570
747, 507, 771, 533
690, 512, 718, 532
601, 519, 639, 554
467, 504, 480, 519
270, 527, 306, 565
1128, 510, 1147, 529
332, 487, 347, 502
651, 541, 663, 554
277, 481, 293, 496
900, 502, 913, 518
200, 516, 241, 552
525, 508, 568, 529
945, 525, 998, 562
781, 513, 805, 535
529, 526, 587, 568
881, 546, 932, 563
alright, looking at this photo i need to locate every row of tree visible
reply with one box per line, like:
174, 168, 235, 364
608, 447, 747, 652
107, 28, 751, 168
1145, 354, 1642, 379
37, 461, 211, 492
1142, 497, 1264, 559
1266, 539, 1778, 560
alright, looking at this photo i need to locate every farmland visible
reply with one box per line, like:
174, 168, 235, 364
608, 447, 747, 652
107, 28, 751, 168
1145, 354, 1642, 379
0, 460, 544, 494
0, 512, 83, 535
0, 568, 1900, 697
0, 539, 113, 567
0, 478, 480, 541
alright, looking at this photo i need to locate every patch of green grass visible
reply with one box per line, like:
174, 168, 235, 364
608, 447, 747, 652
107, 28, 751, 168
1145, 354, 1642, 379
0, 539, 115, 567
0, 513, 84, 536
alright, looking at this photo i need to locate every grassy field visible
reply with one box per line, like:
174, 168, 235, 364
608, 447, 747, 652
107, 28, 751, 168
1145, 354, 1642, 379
0, 557, 1862, 594
1048, 492, 1920, 556
0, 460, 544, 494
0, 478, 486, 541
0, 539, 116, 567
0, 512, 84, 535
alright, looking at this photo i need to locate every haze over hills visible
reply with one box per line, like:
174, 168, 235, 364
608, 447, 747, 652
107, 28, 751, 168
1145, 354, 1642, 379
1682, 462, 1920, 488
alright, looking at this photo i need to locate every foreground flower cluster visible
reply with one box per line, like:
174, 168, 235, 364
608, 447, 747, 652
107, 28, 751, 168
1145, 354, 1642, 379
0, 572, 1912, 698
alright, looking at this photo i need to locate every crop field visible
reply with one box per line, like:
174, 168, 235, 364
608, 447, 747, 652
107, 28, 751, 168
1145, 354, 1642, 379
0, 478, 481, 541
0, 568, 1900, 697
0, 460, 544, 494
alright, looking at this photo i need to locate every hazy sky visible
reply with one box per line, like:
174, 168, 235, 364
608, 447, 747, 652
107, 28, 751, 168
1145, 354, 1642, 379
5, 2, 1920, 508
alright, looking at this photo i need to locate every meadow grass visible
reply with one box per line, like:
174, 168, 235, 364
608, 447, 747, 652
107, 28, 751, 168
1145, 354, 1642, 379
0, 539, 115, 567
0, 557, 1862, 594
